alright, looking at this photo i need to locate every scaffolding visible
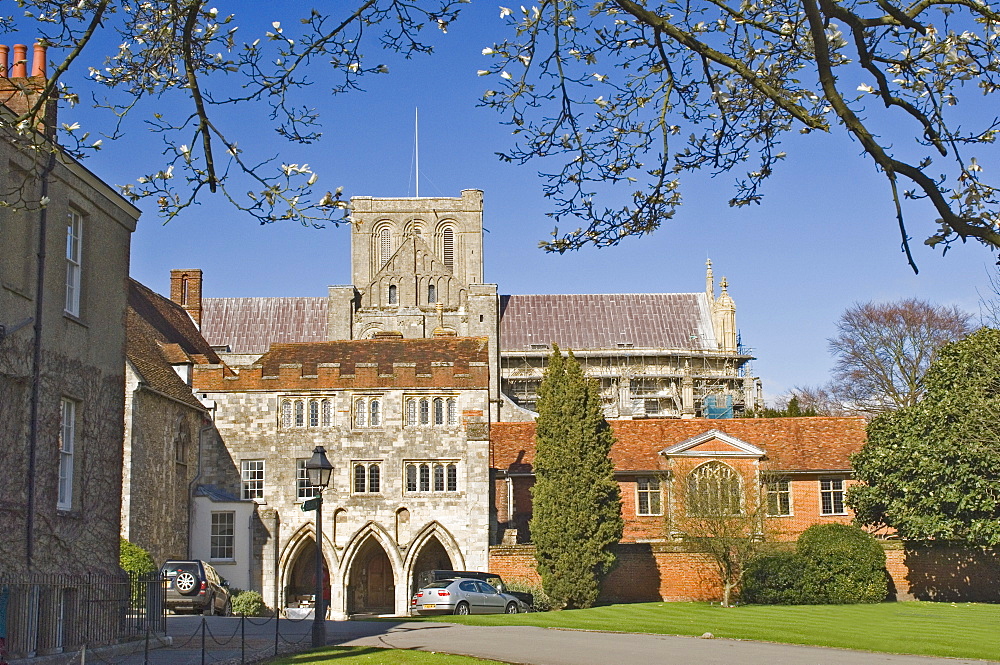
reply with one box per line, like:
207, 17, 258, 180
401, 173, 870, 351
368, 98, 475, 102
500, 346, 762, 419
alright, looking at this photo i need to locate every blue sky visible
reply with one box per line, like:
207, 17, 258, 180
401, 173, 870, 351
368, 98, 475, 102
10, 3, 999, 401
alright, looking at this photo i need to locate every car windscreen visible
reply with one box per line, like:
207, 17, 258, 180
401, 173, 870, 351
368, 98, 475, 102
423, 581, 453, 589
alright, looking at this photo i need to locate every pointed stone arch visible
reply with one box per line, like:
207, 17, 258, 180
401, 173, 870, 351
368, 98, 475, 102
402, 522, 465, 598
276, 522, 337, 612
339, 522, 403, 616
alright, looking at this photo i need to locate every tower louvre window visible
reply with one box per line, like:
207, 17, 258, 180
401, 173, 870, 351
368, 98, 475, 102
378, 227, 392, 267
442, 227, 454, 269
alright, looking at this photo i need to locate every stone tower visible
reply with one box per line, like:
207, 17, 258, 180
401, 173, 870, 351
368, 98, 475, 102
326, 189, 501, 417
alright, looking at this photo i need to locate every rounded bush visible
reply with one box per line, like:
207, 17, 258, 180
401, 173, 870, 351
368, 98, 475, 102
119, 538, 156, 575
795, 523, 888, 604
231, 589, 268, 617
741, 552, 811, 605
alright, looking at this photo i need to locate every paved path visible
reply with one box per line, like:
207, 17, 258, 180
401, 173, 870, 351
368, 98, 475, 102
104, 617, 996, 665
342, 622, 995, 665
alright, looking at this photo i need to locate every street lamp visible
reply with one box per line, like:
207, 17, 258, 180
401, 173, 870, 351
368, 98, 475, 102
305, 445, 333, 648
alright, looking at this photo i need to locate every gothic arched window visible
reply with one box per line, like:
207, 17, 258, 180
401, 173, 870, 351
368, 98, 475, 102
687, 462, 742, 516
388, 284, 398, 304
320, 399, 332, 427
427, 283, 436, 304
354, 398, 366, 428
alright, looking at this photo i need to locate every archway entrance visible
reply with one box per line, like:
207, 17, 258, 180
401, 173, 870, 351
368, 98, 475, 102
410, 536, 454, 598
347, 537, 394, 615
284, 538, 329, 611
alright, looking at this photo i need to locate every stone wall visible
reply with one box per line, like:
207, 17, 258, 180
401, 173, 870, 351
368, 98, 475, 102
122, 370, 206, 566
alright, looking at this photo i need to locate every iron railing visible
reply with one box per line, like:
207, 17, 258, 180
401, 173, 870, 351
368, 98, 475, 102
0, 572, 165, 660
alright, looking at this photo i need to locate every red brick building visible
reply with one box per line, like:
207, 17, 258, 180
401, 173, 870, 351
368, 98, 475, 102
489, 417, 869, 601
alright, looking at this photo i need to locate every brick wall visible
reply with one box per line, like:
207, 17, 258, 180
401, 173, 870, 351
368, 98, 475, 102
492, 542, 1000, 604
884, 543, 1000, 602
489, 544, 722, 602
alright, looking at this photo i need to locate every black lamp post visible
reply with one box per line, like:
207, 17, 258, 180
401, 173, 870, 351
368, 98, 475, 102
305, 445, 333, 648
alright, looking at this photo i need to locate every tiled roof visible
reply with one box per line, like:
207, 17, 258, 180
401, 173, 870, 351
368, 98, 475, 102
200, 297, 329, 354
126, 280, 219, 410
251, 337, 490, 378
491, 417, 867, 474
194, 484, 241, 502
499, 293, 717, 351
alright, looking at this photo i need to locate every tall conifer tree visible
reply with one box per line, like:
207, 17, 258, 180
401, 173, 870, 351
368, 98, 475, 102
530, 345, 623, 609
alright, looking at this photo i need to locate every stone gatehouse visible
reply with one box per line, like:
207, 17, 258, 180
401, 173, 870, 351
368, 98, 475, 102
190, 337, 492, 618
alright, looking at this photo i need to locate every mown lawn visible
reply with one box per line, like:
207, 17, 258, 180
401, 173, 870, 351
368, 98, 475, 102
267, 645, 509, 664
403, 601, 1000, 661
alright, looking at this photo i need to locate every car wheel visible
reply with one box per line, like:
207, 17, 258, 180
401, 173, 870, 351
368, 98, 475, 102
203, 594, 214, 616
505, 602, 519, 614
454, 602, 470, 616
221, 599, 232, 617
174, 571, 199, 596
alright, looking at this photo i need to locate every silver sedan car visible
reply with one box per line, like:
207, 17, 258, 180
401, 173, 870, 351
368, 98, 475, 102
411, 578, 527, 615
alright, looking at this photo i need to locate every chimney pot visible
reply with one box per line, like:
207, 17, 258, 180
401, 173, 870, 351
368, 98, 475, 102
31, 42, 46, 77
11, 44, 27, 77
0, 45, 8, 78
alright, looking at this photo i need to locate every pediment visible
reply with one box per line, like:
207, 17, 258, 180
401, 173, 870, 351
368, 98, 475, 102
660, 429, 765, 458
371, 236, 452, 286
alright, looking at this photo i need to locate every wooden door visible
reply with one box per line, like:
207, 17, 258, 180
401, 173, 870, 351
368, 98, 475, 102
365, 553, 393, 611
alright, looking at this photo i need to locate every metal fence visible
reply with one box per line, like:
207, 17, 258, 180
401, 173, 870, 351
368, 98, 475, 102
0, 572, 165, 660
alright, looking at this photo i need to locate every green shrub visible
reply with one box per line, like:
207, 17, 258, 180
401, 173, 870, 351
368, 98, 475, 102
741, 525, 888, 605
119, 538, 156, 575
231, 589, 268, 616
502, 579, 554, 612
741, 552, 811, 605
796, 523, 888, 604
119, 538, 157, 607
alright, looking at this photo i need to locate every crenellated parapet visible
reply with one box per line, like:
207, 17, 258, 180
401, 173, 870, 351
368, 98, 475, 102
193, 337, 490, 392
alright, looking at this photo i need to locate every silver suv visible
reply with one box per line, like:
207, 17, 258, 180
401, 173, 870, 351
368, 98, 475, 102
161, 560, 231, 616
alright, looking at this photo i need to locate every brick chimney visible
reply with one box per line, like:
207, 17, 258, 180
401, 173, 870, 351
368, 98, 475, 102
0, 41, 57, 137
170, 269, 204, 328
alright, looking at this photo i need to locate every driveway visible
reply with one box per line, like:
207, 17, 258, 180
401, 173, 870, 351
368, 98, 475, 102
342, 621, 994, 665
109, 616, 995, 665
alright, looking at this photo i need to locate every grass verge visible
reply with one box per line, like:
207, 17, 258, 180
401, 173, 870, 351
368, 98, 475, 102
266, 645, 510, 664
404, 601, 1000, 661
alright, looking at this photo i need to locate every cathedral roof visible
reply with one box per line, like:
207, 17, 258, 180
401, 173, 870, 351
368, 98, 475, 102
200, 291, 728, 355
499, 293, 719, 352
490, 417, 867, 474
200, 297, 329, 354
